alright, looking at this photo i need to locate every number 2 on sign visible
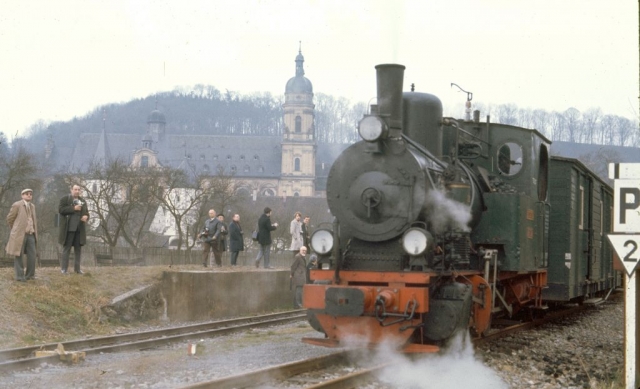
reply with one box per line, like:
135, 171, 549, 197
623, 240, 638, 262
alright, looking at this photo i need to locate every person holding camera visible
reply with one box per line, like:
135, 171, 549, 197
254, 207, 278, 269
58, 184, 89, 274
201, 209, 223, 267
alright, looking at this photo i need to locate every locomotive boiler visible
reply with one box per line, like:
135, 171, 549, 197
302, 64, 553, 352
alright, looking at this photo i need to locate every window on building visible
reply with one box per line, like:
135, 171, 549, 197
294, 192, 300, 197
231, 165, 237, 173
244, 165, 250, 172
141, 155, 149, 168
92, 183, 97, 193
203, 164, 210, 174
227, 155, 232, 161
236, 187, 250, 197
240, 155, 245, 160
295, 116, 301, 133
294, 158, 301, 172
262, 188, 276, 197
258, 166, 264, 173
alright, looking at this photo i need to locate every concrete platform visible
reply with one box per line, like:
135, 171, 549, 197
161, 269, 294, 321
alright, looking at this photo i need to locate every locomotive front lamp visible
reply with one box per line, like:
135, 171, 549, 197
402, 228, 429, 256
358, 115, 387, 142
311, 229, 334, 255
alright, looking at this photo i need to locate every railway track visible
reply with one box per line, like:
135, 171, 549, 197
178, 302, 604, 388
180, 350, 393, 389
0, 310, 306, 373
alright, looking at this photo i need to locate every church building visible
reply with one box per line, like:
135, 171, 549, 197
66, 49, 344, 198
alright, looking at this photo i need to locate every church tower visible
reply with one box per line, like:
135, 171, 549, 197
148, 97, 166, 143
279, 46, 316, 197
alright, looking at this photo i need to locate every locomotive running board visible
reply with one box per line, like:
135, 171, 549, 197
302, 338, 340, 347
302, 338, 440, 354
401, 344, 440, 354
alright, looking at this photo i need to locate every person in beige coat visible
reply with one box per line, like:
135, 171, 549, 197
289, 212, 303, 253
5, 189, 38, 282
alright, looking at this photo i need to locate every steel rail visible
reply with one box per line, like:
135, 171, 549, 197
305, 363, 393, 389
179, 351, 355, 389
0, 310, 306, 373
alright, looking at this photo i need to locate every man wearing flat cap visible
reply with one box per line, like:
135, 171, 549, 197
5, 189, 38, 282
58, 184, 89, 274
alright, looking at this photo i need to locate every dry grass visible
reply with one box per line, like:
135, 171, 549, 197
0, 265, 201, 348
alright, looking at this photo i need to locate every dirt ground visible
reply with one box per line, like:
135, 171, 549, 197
0, 265, 192, 348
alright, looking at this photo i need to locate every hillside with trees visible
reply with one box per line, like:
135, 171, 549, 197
0, 85, 637, 250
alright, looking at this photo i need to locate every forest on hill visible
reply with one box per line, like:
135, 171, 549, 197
7, 83, 638, 155
13, 86, 369, 156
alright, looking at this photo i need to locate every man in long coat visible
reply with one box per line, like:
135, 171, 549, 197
290, 246, 308, 308
289, 212, 303, 253
6, 189, 38, 282
58, 184, 89, 274
228, 213, 244, 266
254, 207, 278, 269
201, 209, 223, 267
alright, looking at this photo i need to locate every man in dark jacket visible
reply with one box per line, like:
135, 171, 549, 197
301, 216, 311, 251
216, 214, 228, 264
254, 207, 278, 269
228, 213, 244, 266
201, 209, 223, 267
290, 246, 308, 308
58, 184, 89, 274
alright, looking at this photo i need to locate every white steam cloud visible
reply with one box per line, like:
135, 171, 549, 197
425, 190, 472, 234
376, 332, 507, 389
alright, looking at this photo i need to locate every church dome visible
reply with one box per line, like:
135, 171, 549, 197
285, 76, 313, 94
285, 48, 313, 95
147, 109, 166, 124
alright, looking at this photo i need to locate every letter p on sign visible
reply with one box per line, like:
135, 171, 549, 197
614, 180, 640, 233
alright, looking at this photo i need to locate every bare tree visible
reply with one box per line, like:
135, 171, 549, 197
0, 145, 40, 208
532, 109, 550, 137
66, 159, 162, 248
147, 166, 215, 252
563, 108, 582, 143
495, 104, 518, 126
582, 108, 602, 144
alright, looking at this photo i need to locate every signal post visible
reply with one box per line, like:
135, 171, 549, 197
607, 163, 640, 389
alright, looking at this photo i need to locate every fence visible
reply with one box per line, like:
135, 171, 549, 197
0, 245, 299, 268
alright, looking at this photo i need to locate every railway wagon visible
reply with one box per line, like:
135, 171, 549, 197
544, 156, 617, 301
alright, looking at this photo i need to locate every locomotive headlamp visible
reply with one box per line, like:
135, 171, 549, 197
311, 229, 334, 255
358, 115, 387, 142
402, 228, 429, 256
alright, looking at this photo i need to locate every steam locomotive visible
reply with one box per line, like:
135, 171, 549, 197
302, 64, 618, 352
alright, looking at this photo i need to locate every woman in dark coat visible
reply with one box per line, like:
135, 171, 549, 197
228, 214, 244, 266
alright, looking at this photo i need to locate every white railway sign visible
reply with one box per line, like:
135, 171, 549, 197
608, 162, 640, 389
614, 179, 640, 232
607, 234, 640, 277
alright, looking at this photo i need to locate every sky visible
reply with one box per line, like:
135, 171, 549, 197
1, 0, 638, 140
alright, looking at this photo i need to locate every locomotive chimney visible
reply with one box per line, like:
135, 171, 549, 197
375, 64, 405, 138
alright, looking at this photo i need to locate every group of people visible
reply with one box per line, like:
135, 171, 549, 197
199, 210, 244, 267
199, 207, 317, 308
200, 207, 314, 271
6, 184, 89, 282
8, 185, 318, 307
